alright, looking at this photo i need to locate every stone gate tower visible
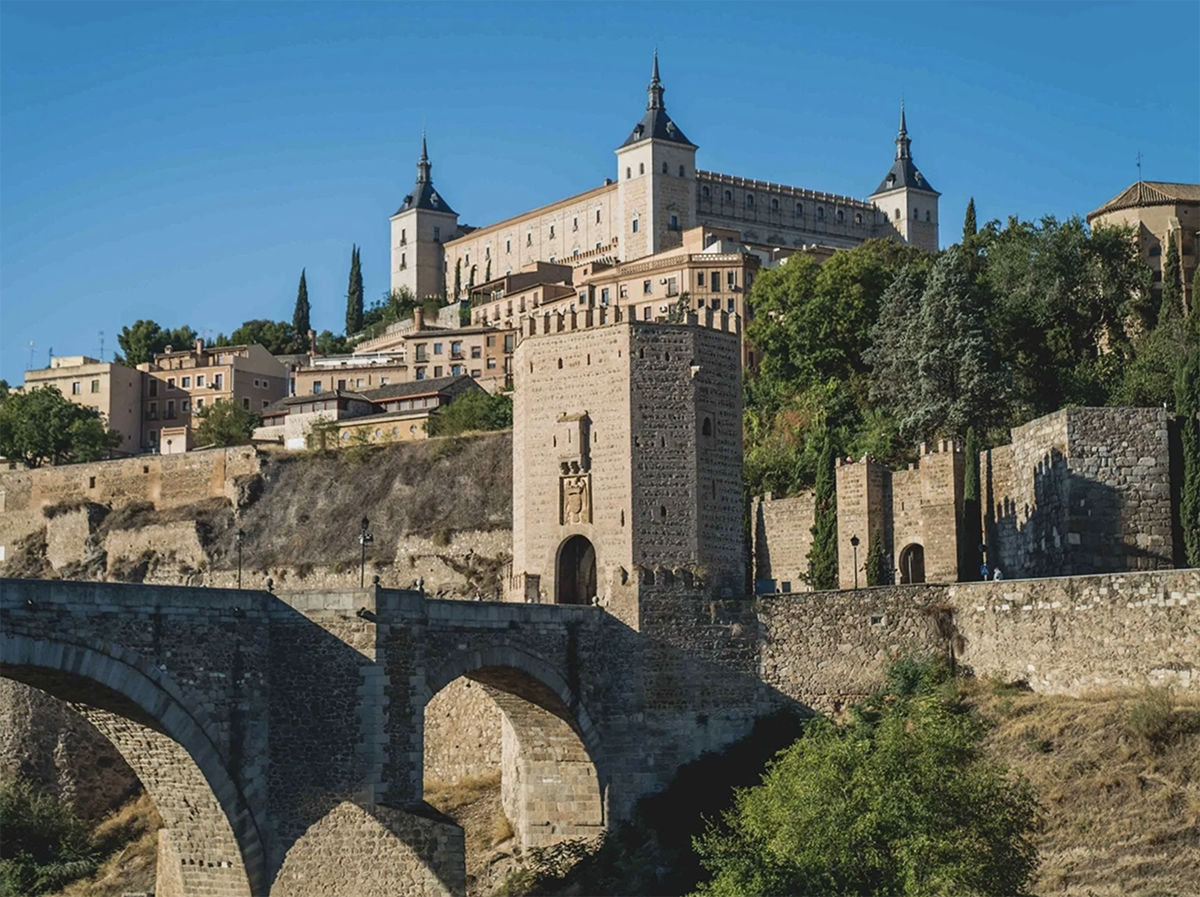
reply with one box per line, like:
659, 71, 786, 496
509, 308, 744, 627
869, 104, 940, 252
390, 135, 459, 300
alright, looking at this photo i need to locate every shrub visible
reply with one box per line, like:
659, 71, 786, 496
0, 780, 98, 897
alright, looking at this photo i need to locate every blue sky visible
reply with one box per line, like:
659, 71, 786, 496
2, 1, 1197, 385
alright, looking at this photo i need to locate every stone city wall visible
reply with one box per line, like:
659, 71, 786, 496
752, 491, 815, 592
984, 407, 1175, 578
759, 568, 1199, 712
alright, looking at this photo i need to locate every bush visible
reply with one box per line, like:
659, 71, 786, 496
0, 779, 98, 897
426, 389, 512, 438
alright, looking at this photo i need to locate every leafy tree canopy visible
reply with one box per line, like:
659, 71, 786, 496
315, 330, 350, 356
216, 320, 296, 356
114, 320, 198, 366
693, 660, 1040, 897
426, 389, 512, 438
0, 387, 122, 467
193, 399, 261, 448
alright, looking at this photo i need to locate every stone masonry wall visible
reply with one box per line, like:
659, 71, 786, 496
759, 568, 1199, 712
752, 492, 814, 592
423, 679, 503, 784
984, 407, 1175, 578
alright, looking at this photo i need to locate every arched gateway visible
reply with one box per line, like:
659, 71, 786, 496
556, 535, 597, 605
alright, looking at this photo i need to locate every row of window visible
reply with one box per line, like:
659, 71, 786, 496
147, 373, 235, 396
454, 209, 609, 269
893, 208, 933, 222
700, 187, 872, 225
70, 379, 101, 395
625, 161, 688, 179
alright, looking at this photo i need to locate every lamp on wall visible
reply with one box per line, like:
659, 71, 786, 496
850, 535, 861, 590
359, 516, 374, 588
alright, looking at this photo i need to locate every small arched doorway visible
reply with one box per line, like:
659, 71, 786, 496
899, 543, 926, 584
556, 535, 596, 605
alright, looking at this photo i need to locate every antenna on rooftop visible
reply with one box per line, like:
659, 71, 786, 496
1136, 150, 1143, 182
27, 340, 35, 370
99, 330, 105, 362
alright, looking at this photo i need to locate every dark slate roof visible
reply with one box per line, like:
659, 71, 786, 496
872, 106, 938, 196
357, 374, 480, 403
619, 54, 696, 149
394, 135, 457, 216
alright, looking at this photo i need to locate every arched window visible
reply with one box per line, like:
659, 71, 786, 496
746, 194, 754, 207
639, 162, 645, 175
1149, 245, 1162, 257
626, 167, 631, 179
678, 165, 685, 177
894, 208, 901, 220
836, 209, 844, 222
913, 208, 919, 221
662, 161, 668, 174
817, 206, 825, 220
724, 190, 732, 203
926, 210, 931, 222
702, 185, 710, 198
771, 198, 779, 211
855, 213, 863, 225
702, 418, 713, 436
796, 203, 804, 216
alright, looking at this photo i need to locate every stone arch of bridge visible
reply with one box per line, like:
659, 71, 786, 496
1, 634, 266, 897
424, 646, 606, 848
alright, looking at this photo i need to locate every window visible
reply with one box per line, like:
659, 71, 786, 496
913, 208, 919, 220
182, 376, 192, 388
433, 226, 440, 242
148, 430, 158, 444
643, 306, 652, 320
196, 374, 205, 387
601, 287, 610, 304
796, 202, 803, 216
1149, 245, 1162, 257
504, 334, 514, 352
669, 214, 679, 230
506, 238, 511, 253
214, 373, 223, 389
415, 345, 427, 362
416, 368, 426, 380
196, 398, 204, 410
643, 280, 652, 294
837, 209, 844, 222
487, 357, 497, 369
926, 210, 931, 222
400, 253, 406, 270
337, 379, 347, 390
702, 185, 710, 198
313, 382, 323, 394
711, 270, 721, 292
855, 213, 863, 225
433, 343, 443, 355
471, 346, 481, 358
90, 379, 100, 393
465, 253, 470, 265
620, 285, 628, 298
727, 297, 735, 312
150, 380, 159, 397
771, 198, 779, 211
728, 271, 736, 288
485, 245, 490, 258
572, 217, 578, 231
451, 364, 463, 376
526, 230, 532, 246
380, 377, 389, 385
724, 190, 732, 202
895, 208, 901, 220
166, 400, 176, 418
181, 399, 191, 412
639, 162, 645, 175
746, 194, 754, 207
596, 242, 602, 250
400, 227, 406, 244
678, 165, 685, 177
433, 366, 443, 377
662, 161, 668, 174
549, 225, 555, 238
697, 271, 706, 287
817, 207, 824, 220
596, 208, 602, 223
632, 218, 639, 233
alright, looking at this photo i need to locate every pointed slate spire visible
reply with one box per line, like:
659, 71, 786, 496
895, 101, 912, 161
647, 49, 665, 111
395, 131, 456, 215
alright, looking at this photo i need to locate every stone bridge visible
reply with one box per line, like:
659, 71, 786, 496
0, 577, 779, 897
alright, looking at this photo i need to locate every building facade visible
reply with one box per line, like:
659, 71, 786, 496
1087, 180, 1200, 316
139, 340, 287, 453
20, 356, 143, 456
390, 55, 939, 301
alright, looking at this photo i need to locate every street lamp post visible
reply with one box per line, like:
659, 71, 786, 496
359, 516, 374, 588
850, 535, 860, 590
236, 528, 245, 589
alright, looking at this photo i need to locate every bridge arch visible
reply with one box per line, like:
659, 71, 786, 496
1, 634, 267, 897
424, 645, 606, 848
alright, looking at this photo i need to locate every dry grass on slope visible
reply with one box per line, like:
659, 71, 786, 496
52, 791, 161, 897
426, 773, 520, 897
971, 682, 1200, 897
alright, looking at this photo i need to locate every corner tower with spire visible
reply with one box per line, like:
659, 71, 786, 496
868, 104, 940, 252
615, 52, 698, 260
390, 133, 460, 300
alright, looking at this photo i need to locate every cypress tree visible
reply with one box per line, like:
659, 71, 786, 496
1177, 299, 1200, 566
345, 246, 364, 336
292, 269, 311, 347
453, 258, 462, 300
962, 427, 982, 579
963, 197, 977, 243
485, 259, 491, 283
865, 529, 887, 586
807, 428, 839, 590
1160, 237, 1183, 324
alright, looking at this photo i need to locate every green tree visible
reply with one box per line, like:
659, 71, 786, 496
314, 330, 350, 355
426, 389, 513, 438
217, 320, 295, 356
692, 690, 1039, 897
292, 268, 311, 347
864, 529, 888, 586
0, 387, 122, 467
346, 245, 364, 335
1160, 237, 1183, 324
963, 197, 977, 243
193, 399, 261, 447
962, 427, 982, 578
0, 779, 99, 896
1177, 300, 1200, 566
453, 258, 462, 300
114, 320, 198, 366
807, 428, 838, 590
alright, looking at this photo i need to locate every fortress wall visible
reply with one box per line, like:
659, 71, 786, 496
759, 568, 1200, 713
752, 492, 815, 591
984, 407, 1174, 578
